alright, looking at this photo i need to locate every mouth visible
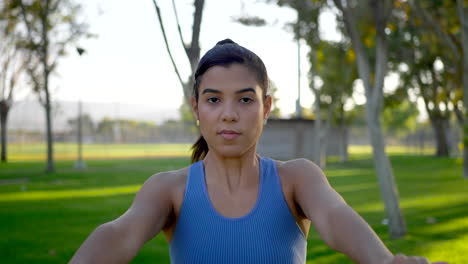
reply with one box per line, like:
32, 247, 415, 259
218, 129, 241, 140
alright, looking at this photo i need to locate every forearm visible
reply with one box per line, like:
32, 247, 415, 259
324, 204, 393, 264
69, 222, 137, 264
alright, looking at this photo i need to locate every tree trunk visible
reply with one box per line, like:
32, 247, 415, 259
44, 82, 54, 173
367, 105, 407, 238
458, 0, 468, 178
310, 47, 322, 166
339, 115, 349, 162
42, 0, 54, 173
429, 114, 451, 157
320, 104, 335, 168
0, 100, 10, 163
312, 89, 322, 166
335, 0, 406, 238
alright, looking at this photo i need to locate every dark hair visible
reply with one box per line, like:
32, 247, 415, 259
191, 39, 269, 163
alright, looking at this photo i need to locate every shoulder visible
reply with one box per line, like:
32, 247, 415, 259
272, 158, 344, 223
139, 165, 190, 201
273, 158, 326, 187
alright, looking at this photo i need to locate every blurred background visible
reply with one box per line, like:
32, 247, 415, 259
0, 0, 467, 263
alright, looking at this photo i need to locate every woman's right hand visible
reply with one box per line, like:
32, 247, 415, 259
384, 254, 448, 264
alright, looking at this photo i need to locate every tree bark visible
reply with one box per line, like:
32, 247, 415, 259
366, 107, 406, 237
0, 100, 11, 162
44, 89, 54, 172
428, 113, 451, 157
312, 87, 322, 166
339, 108, 349, 162
319, 105, 334, 168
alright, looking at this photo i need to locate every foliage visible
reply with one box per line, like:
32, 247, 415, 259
315, 40, 358, 124
390, 0, 458, 123
268, 79, 282, 118
382, 97, 419, 137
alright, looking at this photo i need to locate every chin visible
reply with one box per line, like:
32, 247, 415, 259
212, 144, 254, 159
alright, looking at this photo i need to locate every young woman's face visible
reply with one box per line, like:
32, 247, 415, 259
192, 63, 271, 158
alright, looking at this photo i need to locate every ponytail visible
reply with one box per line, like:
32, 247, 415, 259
191, 135, 209, 163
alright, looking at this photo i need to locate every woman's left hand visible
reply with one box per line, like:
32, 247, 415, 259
384, 254, 448, 264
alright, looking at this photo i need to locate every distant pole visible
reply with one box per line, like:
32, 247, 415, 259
296, 35, 302, 118
74, 100, 86, 169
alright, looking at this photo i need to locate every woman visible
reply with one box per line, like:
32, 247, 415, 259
70, 39, 442, 264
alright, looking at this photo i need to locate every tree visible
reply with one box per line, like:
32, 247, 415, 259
397, 0, 459, 157
152, 0, 205, 111
7, 0, 92, 172
314, 40, 357, 165
407, 0, 467, 173
267, 0, 359, 166
458, 0, 468, 178
332, 0, 407, 237
0, 4, 25, 162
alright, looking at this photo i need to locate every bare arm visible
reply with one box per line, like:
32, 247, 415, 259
69, 172, 174, 264
291, 159, 394, 264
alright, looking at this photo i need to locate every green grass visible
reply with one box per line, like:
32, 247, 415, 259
0, 145, 466, 263
7, 143, 192, 161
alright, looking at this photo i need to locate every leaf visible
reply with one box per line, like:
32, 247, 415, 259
232, 15, 266, 27
364, 35, 374, 48
449, 25, 460, 35
317, 49, 325, 62
436, 90, 447, 103
346, 49, 356, 62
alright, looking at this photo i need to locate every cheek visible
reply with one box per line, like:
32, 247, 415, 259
198, 105, 215, 120
243, 106, 263, 121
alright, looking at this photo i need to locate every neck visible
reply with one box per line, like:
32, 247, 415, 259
203, 149, 260, 194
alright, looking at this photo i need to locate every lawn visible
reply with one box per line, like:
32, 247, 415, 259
6, 143, 193, 161
0, 144, 466, 263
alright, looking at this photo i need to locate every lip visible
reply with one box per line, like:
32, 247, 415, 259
218, 129, 241, 140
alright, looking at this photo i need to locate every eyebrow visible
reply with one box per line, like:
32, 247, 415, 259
201, 87, 257, 95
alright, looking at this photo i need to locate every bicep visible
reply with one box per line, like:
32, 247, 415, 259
292, 159, 347, 243
112, 173, 173, 250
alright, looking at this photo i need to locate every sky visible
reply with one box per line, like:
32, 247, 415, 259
38, 0, 344, 118
15, 0, 416, 121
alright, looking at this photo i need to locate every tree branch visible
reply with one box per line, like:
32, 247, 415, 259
188, 0, 204, 73
171, 0, 188, 54
410, 0, 461, 59
333, 0, 374, 103
18, 0, 34, 40
151, 0, 185, 90
383, 0, 395, 24
454, 102, 464, 125
371, 0, 389, 111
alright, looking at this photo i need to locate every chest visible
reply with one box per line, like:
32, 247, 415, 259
163, 166, 310, 241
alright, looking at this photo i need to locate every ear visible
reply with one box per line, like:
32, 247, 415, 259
263, 95, 272, 120
191, 96, 199, 120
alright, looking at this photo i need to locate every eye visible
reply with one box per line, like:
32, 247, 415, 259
240, 97, 253, 104
207, 97, 220, 104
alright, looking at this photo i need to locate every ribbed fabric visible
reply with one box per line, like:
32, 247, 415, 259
169, 156, 307, 264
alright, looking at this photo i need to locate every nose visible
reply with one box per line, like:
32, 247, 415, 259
221, 102, 239, 122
